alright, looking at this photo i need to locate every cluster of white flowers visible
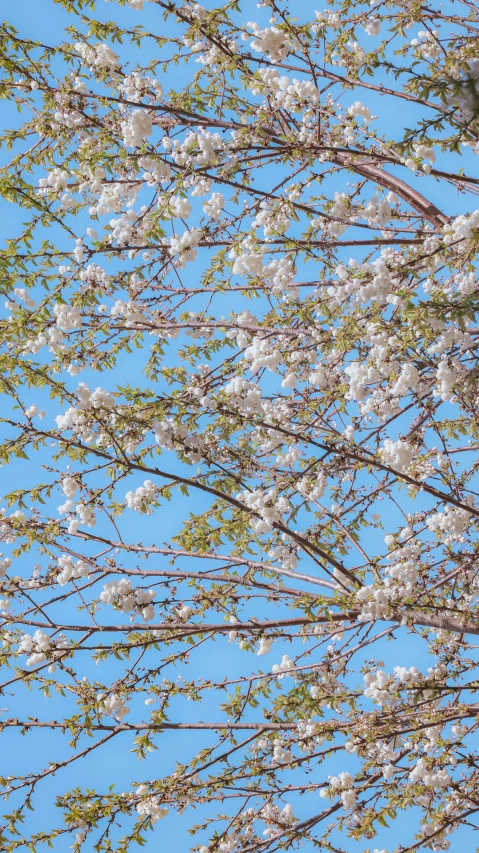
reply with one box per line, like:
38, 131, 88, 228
433, 357, 464, 402
67, 502, 96, 534
451, 722, 468, 739
429, 270, 477, 297
18, 631, 49, 666
363, 670, 393, 706
410, 29, 441, 60
363, 16, 381, 36
175, 604, 193, 620
249, 24, 289, 62
53, 301, 82, 331
312, 192, 349, 238
341, 789, 357, 810
18, 630, 66, 668
56, 383, 115, 437
152, 419, 176, 451
385, 538, 421, 592
426, 503, 472, 544
25, 403, 45, 419
251, 68, 319, 110
29, 321, 62, 354
135, 785, 169, 822
165, 129, 222, 167
38, 167, 69, 195
182, 2, 208, 22
73, 240, 85, 264
444, 209, 479, 252
344, 361, 380, 402
51, 94, 85, 133
203, 192, 224, 220
189, 176, 211, 197
108, 210, 143, 247
118, 72, 162, 103
390, 363, 421, 400
121, 109, 153, 148
264, 256, 296, 295
274, 437, 303, 466
56, 554, 90, 585
313, 10, 341, 31
379, 438, 415, 474
78, 263, 111, 292
320, 771, 356, 809
421, 823, 453, 851
13, 287, 36, 309
74, 41, 119, 69
87, 178, 139, 219
310, 671, 339, 704
414, 141, 436, 167
271, 737, 293, 765
444, 60, 479, 127
138, 155, 171, 186
357, 532, 424, 619
362, 737, 398, 770
236, 488, 289, 534
153, 416, 203, 463
110, 298, 147, 327
100, 578, 156, 621
395, 665, 423, 684
253, 203, 291, 238
54, 408, 90, 441
187, 35, 237, 68
169, 227, 202, 267
361, 195, 396, 228
268, 538, 298, 571
80, 382, 116, 411
98, 692, 130, 720
221, 377, 263, 416
230, 237, 265, 278
296, 719, 325, 754
0, 509, 25, 545
271, 654, 295, 678
423, 724, 443, 751
83, 166, 106, 195
257, 637, 273, 656
0, 555, 11, 578
331, 255, 400, 306
169, 196, 192, 219
224, 309, 258, 347
409, 758, 451, 788
243, 336, 281, 375
260, 802, 296, 837
297, 471, 326, 502
427, 326, 473, 357
333, 39, 365, 71
355, 585, 393, 622
347, 100, 372, 122
364, 663, 430, 707
125, 479, 157, 512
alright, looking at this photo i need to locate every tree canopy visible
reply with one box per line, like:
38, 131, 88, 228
1, 0, 479, 851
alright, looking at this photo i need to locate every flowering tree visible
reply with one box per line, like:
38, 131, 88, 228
1, 0, 479, 850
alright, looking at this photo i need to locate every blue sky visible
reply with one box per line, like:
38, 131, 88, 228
1, 2, 479, 852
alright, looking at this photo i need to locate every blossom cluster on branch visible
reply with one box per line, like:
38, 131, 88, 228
0, 0, 479, 851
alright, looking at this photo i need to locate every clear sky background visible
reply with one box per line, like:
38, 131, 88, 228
1, 2, 478, 852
